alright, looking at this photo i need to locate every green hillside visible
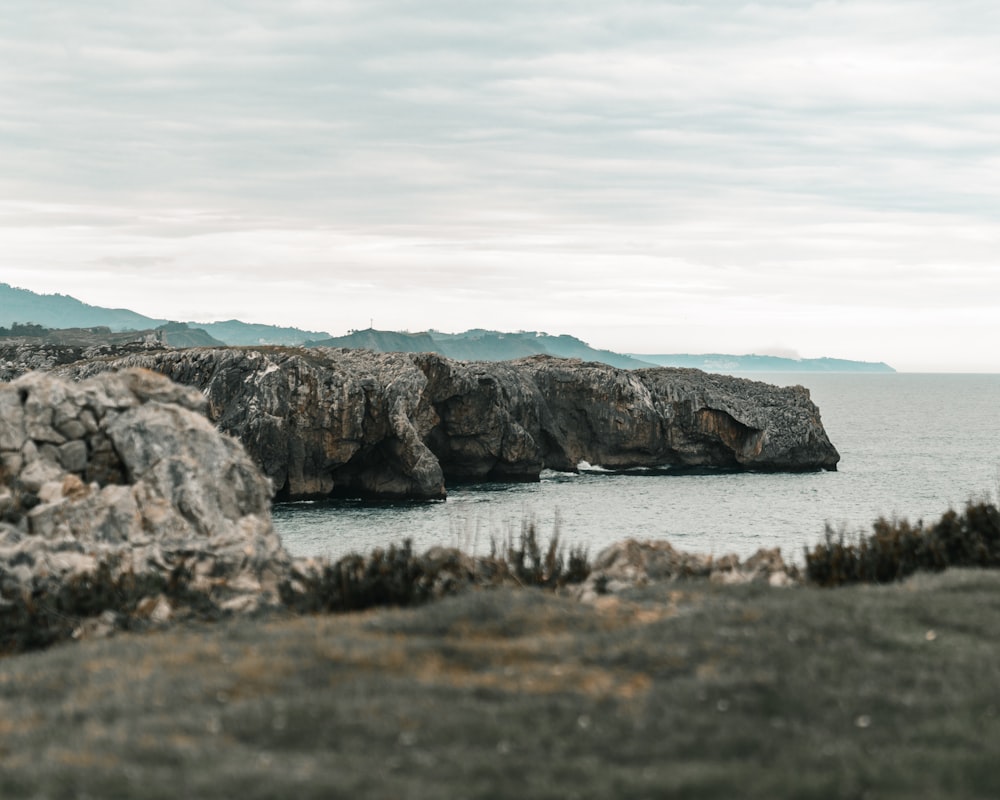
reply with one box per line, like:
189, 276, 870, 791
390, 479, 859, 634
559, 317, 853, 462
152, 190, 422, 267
0, 283, 165, 331
194, 319, 333, 346
309, 329, 440, 353
0, 284, 327, 346
2, 283, 895, 372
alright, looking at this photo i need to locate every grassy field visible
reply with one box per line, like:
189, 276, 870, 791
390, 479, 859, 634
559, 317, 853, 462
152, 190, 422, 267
3, 570, 1000, 799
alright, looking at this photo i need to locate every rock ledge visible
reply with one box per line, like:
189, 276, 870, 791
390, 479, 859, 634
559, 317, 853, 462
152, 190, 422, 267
61, 347, 841, 501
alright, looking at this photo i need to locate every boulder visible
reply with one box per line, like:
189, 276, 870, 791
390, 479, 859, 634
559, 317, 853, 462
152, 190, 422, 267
58, 347, 840, 501
0, 369, 290, 652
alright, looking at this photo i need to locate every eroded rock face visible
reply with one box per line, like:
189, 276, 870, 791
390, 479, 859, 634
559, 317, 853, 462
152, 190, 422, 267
59, 347, 840, 501
67, 348, 452, 500
0, 369, 290, 652
0, 364, 813, 655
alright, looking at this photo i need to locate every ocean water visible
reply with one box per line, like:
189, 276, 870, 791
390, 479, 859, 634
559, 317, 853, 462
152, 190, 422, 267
273, 373, 1000, 564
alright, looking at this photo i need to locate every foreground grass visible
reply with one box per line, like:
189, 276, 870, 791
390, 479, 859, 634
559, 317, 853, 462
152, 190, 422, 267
3, 571, 1000, 799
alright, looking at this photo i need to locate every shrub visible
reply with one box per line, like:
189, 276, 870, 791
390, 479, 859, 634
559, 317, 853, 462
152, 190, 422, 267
805, 501, 1000, 587
487, 520, 590, 589
284, 530, 592, 615
282, 540, 432, 614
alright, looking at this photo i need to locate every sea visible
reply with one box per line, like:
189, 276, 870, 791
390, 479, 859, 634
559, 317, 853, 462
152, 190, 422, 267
273, 373, 1000, 565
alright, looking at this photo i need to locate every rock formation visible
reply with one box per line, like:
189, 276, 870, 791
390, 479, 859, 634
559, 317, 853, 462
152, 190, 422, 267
573, 539, 798, 603
52, 346, 840, 501
0, 369, 290, 651
0, 365, 811, 653
0, 368, 528, 651
1, 337, 161, 382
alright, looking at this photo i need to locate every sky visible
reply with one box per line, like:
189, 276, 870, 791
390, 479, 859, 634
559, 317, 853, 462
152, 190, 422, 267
2, 1, 999, 372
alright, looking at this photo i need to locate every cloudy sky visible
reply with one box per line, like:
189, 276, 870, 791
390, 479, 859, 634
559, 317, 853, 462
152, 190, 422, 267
2, 1, 999, 371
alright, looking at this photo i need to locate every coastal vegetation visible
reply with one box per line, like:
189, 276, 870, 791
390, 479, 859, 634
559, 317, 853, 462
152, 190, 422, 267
806, 500, 1000, 586
2, 555, 1000, 797
282, 525, 591, 616
260, 497, 1000, 623
0, 322, 49, 338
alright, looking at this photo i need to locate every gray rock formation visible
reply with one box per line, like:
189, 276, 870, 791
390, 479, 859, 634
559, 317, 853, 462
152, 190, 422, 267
0, 363, 817, 655
574, 539, 798, 603
1, 337, 161, 382
0, 369, 290, 652
56, 347, 839, 501
0, 367, 519, 652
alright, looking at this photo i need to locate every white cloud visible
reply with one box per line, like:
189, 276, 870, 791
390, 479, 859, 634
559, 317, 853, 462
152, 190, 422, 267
2, 1, 999, 370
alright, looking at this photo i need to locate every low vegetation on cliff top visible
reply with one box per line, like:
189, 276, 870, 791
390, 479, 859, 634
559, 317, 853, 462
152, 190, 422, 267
3, 568, 1000, 798
280, 497, 1000, 619
5, 500, 1000, 796
278, 497, 1000, 615
283, 525, 590, 616
805, 500, 1000, 586
5, 499, 1000, 656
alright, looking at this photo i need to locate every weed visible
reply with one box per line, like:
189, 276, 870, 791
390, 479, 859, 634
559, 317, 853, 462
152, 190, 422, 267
487, 520, 590, 589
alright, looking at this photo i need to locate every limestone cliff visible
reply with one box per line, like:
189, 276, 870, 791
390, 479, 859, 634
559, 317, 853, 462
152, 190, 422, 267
0, 365, 815, 651
57, 347, 839, 501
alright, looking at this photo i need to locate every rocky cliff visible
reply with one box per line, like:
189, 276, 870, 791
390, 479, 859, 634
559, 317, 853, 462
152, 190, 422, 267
53, 347, 840, 501
0, 365, 809, 652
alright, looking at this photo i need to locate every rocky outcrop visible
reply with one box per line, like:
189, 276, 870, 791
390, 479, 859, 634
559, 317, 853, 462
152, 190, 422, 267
574, 539, 798, 603
56, 347, 839, 501
66, 348, 452, 500
0, 369, 290, 652
1, 337, 161, 382
0, 365, 817, 654
0, 368, 533, 652
506, 358, 839, 473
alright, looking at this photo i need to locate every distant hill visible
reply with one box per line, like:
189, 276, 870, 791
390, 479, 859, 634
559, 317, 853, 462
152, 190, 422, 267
0, 321, 223, 348
2, 283, 896, 372
309, 329, 441, 353
192, 320, 333, 347
307, 328, 655, 369
154, 322, 226, 348
0, 283, 330, 346
0, 282, 166, 331
631, 353, 896, 373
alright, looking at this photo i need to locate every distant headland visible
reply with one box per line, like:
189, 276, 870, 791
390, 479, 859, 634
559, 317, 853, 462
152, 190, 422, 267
629, 352, 895, 374
1, 282, 894, 373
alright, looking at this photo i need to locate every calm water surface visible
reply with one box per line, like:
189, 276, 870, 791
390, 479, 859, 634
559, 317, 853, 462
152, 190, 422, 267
273, 374, 1000, 563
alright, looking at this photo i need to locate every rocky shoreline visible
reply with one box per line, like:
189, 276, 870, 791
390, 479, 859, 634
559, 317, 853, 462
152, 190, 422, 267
49, 345, 840, 501
1, 368, 798, 653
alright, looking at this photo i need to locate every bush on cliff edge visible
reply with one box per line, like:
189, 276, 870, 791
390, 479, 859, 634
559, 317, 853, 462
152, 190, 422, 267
282, 525, 591, 615
805, 500, 1000, 587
